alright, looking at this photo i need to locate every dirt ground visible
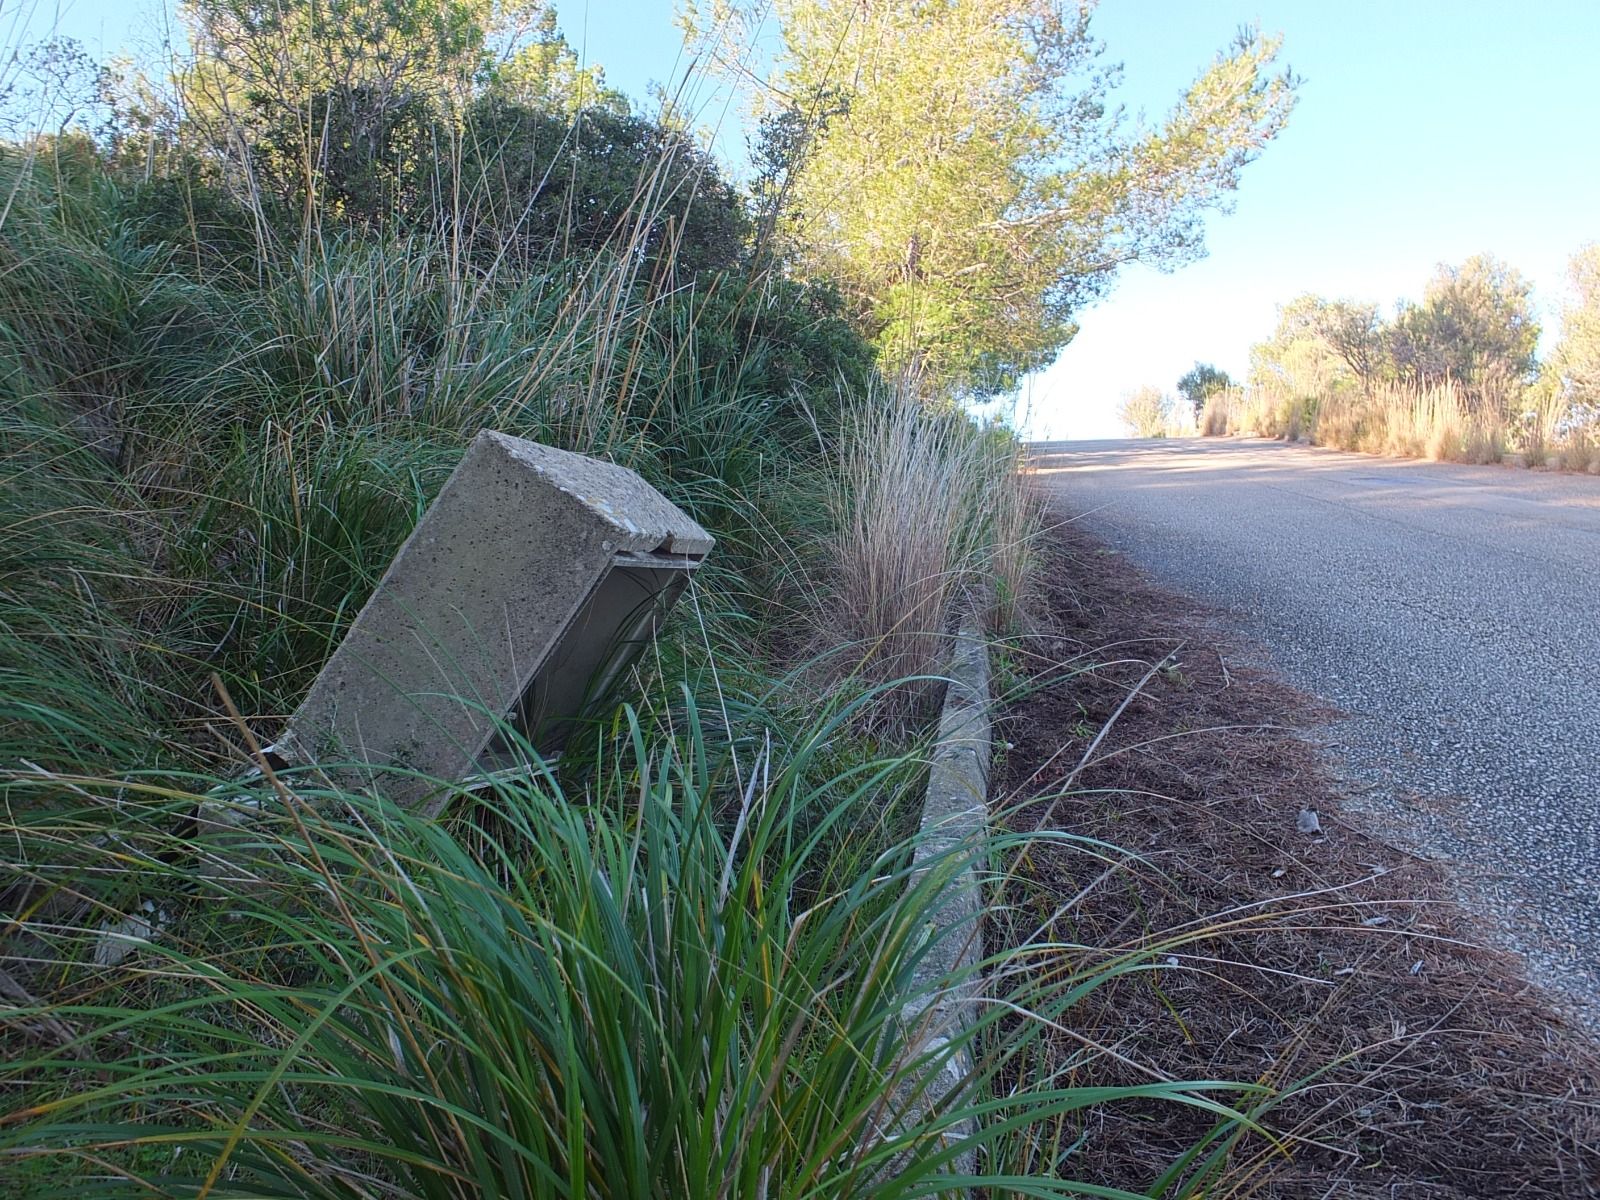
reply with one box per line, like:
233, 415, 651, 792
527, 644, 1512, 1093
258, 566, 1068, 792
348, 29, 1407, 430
992, 519, 1600, 1198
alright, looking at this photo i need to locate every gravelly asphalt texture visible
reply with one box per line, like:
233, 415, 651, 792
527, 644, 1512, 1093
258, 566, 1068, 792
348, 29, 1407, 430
1031, 436, 1600, 1016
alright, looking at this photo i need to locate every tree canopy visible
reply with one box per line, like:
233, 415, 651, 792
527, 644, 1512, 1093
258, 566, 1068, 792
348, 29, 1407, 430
1177, 362, 1233, 418
1249, 294, 1356, 403
1285, 297, 1386, 395
706, 0, 1298, 396
177, 0, 625, 214
1390, 254, 1538, 409
1549, 244, 1600, 417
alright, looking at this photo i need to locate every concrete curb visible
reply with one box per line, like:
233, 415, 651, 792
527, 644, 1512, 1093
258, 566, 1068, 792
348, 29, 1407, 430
891, 616, 991, 1186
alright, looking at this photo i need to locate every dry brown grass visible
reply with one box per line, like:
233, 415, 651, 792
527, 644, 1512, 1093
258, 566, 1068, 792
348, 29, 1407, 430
990, 520, 1600, 1197
1271, 382, 1506, 462
1531, 391, 1600, 473
1200, 387, 1243, 436
1560, 422, 1600, 473
1204, 377, 1600, 472
1118, 385, 1173, 437
982, 445, 1047, 634
827, 395, 1041, 706
1377, 383, 1503, 463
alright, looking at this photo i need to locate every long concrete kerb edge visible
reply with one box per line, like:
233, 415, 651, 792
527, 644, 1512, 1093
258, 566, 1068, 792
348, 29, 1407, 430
892, 614, 992, 1187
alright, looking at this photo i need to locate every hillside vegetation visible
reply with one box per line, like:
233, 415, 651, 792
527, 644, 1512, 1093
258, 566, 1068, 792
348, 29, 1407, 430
1, 2, 1302, 1195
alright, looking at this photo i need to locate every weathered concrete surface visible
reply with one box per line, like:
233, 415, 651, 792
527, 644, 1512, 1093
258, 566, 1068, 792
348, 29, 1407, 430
910, 622, 991, 1021
1030, 435, 1600, 1017
281, 431, 712, 810
885, 619, 991, 1185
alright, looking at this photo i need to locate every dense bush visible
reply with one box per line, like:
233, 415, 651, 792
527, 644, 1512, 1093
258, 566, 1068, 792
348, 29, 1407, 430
1199, 258, 1600, 470
449, 98, 750, 277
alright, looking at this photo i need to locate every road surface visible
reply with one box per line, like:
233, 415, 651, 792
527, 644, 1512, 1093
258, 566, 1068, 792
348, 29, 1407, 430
1031, 436, 1600, 1014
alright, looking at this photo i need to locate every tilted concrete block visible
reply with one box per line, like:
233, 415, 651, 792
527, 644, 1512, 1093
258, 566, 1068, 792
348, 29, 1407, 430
278, 430, 713, 811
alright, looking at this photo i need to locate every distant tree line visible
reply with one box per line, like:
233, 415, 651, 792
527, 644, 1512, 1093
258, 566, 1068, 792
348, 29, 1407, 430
1187, 250, 1600, 466
1252, 255, 1541, 414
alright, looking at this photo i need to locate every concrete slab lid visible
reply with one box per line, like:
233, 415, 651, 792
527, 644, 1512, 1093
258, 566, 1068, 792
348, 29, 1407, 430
484, 432, 714, 557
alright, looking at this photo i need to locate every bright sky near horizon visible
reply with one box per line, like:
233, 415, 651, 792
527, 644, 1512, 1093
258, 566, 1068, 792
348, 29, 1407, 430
13, 0, 1600, 439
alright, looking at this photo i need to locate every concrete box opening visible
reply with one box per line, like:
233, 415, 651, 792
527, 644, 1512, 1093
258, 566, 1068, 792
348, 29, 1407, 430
477, 549, 698, 771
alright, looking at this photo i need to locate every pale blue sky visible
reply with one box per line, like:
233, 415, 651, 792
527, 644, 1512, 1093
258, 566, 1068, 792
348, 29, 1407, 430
13, 1, 1600, 438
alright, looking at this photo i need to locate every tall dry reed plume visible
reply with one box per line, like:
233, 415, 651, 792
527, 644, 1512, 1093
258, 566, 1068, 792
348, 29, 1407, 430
1199, 386, 1244, 436
830, 395, 1037, 704
983, 442, 1046, 633
1314, 382, 1503, 463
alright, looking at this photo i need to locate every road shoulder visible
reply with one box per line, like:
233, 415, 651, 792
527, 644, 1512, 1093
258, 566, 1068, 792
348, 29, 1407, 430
993, 517, 1599, 1196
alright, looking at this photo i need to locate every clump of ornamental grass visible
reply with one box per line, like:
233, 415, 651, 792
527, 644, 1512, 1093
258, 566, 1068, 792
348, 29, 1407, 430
1563, 417, 1599, 472
1359, 381, 1501, 463
981, 439, 1046, 635
1311, 389, 1377, 452
1236, 388, 1290, 438
827, 395, 1039, 713
1515, 383, 1563, 468
1223, 379, 1517, 466
0, 693, 1263, 1199
1520, 385, 1600, 472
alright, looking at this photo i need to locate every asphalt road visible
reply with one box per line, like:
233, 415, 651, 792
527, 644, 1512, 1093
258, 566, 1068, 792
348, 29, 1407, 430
1031, 436, 1600, 1014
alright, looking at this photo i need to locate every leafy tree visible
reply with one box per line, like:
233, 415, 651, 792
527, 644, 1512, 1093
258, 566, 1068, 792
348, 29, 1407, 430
97, 53, 183, 175
0, 36, 107, 139
710, 2, 1297, 396
1389, 254, 1538, 410
745, 83, 850, 258
1119, 385, 1172, 437
180, 0, 492, 150
1548, 243, 1600, 420
1177, 362, 1233, 419
1249, 294, 1355, 404
1292, 297, 1386, 395
488, 8, 627, 115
